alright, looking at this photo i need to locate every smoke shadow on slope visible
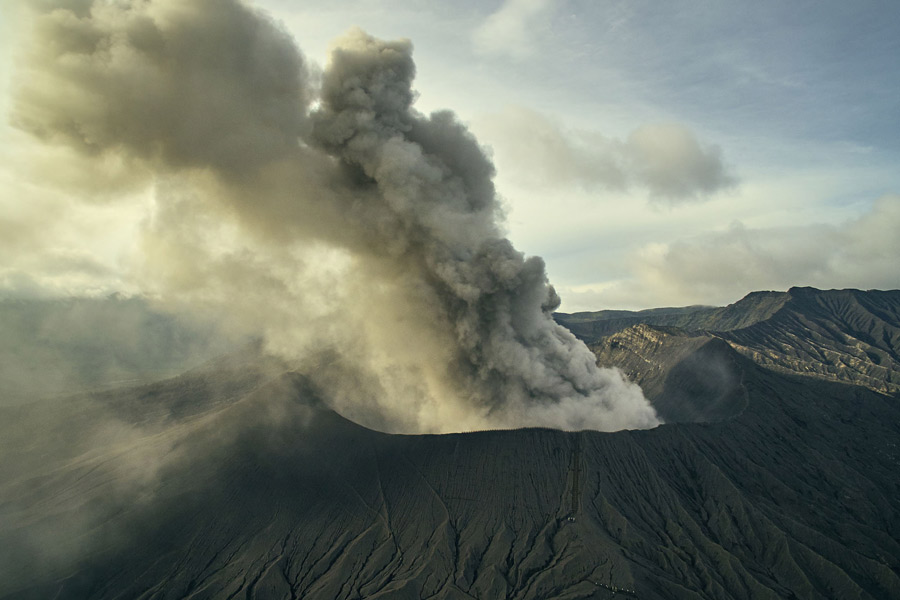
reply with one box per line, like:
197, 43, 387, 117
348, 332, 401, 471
649, 338, 747, 424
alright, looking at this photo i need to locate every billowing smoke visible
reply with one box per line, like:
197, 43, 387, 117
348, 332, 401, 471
11, 0, 659, 432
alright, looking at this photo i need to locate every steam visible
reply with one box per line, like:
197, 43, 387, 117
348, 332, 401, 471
11, 0, 659, 432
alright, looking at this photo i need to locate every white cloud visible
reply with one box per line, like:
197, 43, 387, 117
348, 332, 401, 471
474, 106, 736, 204
626, 123, 735, 201
564, 194, 900, 309
472, 0, 556, 58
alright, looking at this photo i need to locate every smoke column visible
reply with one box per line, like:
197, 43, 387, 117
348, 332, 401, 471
12, 0, 659, 432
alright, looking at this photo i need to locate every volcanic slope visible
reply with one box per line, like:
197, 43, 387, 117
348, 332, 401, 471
557, 287, 900, 395
2, 339, 898, 599
0, 297, 243, 405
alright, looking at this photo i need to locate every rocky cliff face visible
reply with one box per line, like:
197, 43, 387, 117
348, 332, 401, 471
561, 287, 900, 395
720, 287, 900, 394
591, 325, 746, 424
2, 288, 899, 600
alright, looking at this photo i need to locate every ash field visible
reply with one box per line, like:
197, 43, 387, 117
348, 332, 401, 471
2, 286, 898, 600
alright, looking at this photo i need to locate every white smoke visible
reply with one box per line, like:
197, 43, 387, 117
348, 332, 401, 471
10, 0, 659, 433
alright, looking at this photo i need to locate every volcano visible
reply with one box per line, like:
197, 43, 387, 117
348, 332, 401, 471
1, 287, 899, 600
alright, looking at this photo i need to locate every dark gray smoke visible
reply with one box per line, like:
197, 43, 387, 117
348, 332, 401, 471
11, 0, 659, 432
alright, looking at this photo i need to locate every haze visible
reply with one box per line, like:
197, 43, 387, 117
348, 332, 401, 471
2, 0, 898, 312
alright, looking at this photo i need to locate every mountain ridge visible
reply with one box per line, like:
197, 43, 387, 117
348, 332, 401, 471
558, 287, 900, 395
2, 287, 899, 599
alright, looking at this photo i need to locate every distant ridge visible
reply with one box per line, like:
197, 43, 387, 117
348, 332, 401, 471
555, 290, 790, 341
558, 287, 900, 395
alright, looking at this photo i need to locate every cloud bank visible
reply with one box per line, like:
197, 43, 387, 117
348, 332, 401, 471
567, 194, 900, 309
10, 0, 658, 433
475, 106, 736, 203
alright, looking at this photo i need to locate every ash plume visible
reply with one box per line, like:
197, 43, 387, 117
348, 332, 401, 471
11, 0, 659, 432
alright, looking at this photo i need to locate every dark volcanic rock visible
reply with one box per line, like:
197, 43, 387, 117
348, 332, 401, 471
559, 287, 900, 395
720, 287, 900, 394
554, 291, 790, 344
590, 325, 747, 424
2, 351, 898, 599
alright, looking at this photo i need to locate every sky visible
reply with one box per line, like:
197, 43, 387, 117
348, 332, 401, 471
1, 0, 898, 311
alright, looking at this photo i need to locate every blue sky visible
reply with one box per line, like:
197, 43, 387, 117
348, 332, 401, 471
1, 0, 898, 309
